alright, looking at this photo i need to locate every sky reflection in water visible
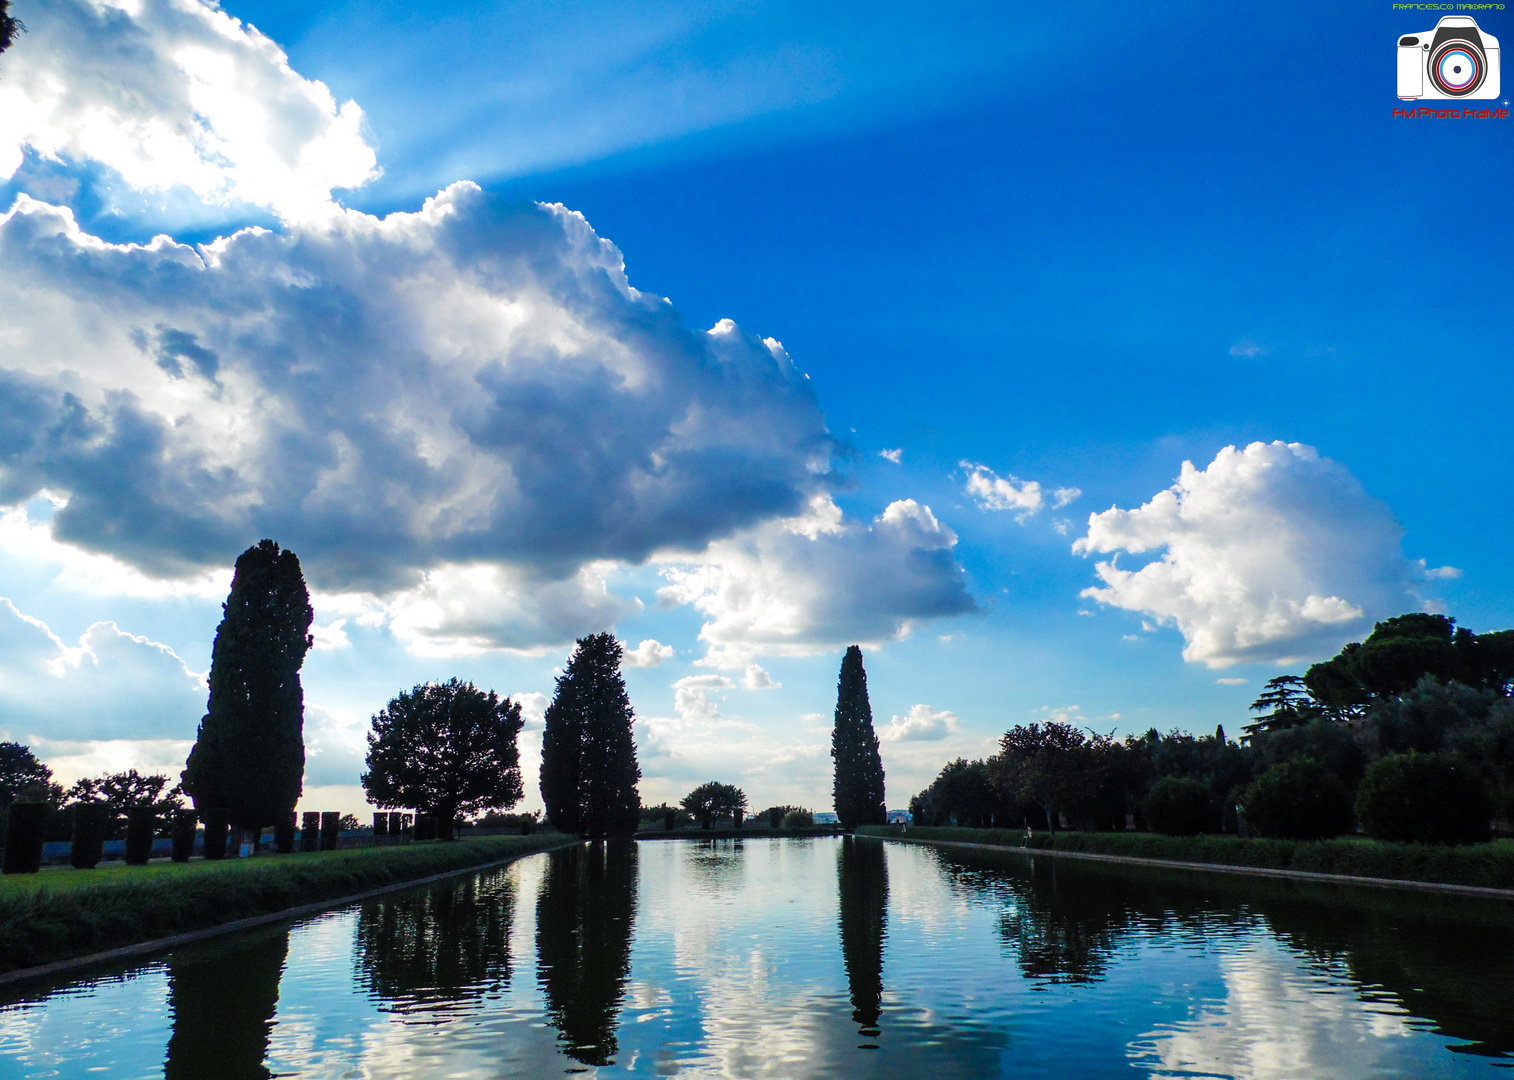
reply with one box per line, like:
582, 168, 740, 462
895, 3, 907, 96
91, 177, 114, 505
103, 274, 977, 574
0, 836, 1510, 1078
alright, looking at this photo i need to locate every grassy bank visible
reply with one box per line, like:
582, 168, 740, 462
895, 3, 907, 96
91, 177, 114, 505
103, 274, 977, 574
855, 825, 1514, 890
0, 834, 574, 975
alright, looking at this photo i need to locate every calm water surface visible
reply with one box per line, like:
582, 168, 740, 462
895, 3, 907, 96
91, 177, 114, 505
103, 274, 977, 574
1, 836, 1511, 1078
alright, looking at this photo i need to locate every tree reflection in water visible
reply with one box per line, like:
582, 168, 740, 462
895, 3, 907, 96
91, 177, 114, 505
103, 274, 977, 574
163, 926, 288, 1080
837, 835, 888, 1043
937, 845, 1514, 1058
354, 869, 515, 1015
536, 840, 638, 1067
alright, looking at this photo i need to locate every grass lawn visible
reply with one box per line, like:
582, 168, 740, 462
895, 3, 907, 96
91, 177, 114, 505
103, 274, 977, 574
0, 834, 576, 976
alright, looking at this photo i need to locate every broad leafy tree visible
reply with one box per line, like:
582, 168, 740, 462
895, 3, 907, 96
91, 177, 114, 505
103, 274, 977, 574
680, 781, 746, 829
831, 646, 887, 829
540, 634, 641, 838
182, 540, 313, 832
991, 722, 1104, 836
363, 679, 525, 829
1304, 613, 1514, 710
66, 771, 183, 837
0, 742, 55, 808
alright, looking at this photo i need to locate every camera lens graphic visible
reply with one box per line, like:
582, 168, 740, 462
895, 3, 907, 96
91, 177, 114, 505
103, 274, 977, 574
1431, 41, 1484, 95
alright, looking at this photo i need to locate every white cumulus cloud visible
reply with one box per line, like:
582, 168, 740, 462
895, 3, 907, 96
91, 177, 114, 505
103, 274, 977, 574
0, 0, 379, 223
880, 703, 960, 742
962, 461, 1043, 516
657, 495, 976, 667
623, 638, 676, 668
1073, 441, 1419, 668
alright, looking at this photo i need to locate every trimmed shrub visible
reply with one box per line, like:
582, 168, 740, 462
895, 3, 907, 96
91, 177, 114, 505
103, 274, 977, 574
319, 811, 340, 851
373, 813, 388, 838
1355, 751, 1493, 844
124, 807, 155, 866
520, 815, 534, 836
70, 803, 108, 869
274, 811, 296, 854
2, 802, 47, 875
782, 808, 814, 829
171, 811, 197, 862
1142, 777, 1216, 836
414, 814, 435, 842
201, 808, 230, 860
1240, 760, 1353, 840
300, 811, 320, 852
768, 807, 783, 828
664, 808, 677, 831
388, 812, 406, 838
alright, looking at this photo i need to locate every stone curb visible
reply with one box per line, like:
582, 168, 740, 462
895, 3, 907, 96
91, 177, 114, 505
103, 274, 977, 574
872, 834, 1514, 900
0, 837, 581, 989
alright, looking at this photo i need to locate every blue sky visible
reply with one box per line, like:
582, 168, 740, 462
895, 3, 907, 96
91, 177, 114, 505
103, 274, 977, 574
0, 0, 1509, 816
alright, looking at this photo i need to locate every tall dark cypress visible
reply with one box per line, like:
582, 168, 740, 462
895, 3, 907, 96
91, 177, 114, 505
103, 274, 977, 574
541, 634, 641, 838
831, 645, 887, 830
182, 540, 313, 833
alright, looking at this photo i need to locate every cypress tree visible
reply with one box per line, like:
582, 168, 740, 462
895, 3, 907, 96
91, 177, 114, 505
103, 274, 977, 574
182, 540, 313, 835
541, 634, 641, 838
831, 645, 887, 830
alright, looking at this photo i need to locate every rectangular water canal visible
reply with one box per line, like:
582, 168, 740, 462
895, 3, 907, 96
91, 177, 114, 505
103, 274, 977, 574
1, 836, 1511, 1078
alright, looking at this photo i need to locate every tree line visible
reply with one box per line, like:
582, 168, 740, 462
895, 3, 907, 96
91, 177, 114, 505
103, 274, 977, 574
911, 613, 1514, 844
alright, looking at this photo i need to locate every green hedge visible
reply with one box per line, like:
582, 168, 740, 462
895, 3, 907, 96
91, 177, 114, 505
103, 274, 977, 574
855, 825, 1514, 890
0, 834, 575, 975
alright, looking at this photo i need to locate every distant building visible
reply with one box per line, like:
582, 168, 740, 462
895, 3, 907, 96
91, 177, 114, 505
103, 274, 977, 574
886, 809, 912, 824
813, 811, 839, 824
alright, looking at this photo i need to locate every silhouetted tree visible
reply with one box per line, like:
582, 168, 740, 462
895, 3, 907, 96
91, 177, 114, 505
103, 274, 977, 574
831, 646, 886, 829
65, 770, 182, 838
362, 679, 525, 833
541, 634, 641, 838
837, 835, 888, 1039
1243, 675, 1323, 736
1304, 613, 1514, 711
680, 781, 746, 829
0, 2, 21, 57
165, 928, 288, 1080
0, 742, 55, 809
991, 722, 1103, 836
536, 842, 637, 1066
182, 540, 312, 834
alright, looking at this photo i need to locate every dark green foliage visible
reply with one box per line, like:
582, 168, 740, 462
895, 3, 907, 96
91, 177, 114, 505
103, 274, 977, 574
0, 743, 55, 809
541, 634, 641, 838
319, 812, 340, 850
201, 807, 229, 860
362, 679, 525, 829
783, 808, 814, 828
1355, 752, 1492, 844
182, 540, 313, 832
171, 811, 197, 862
1145, 728, 1254, 815
680, 782, 746, 829
1142, 777, 1215, 836
355, 871, 514, 1010
536, 842, 637, 1066
837, 836, 888, 1036
1304, 613, 1514, 710
125, 807, 155, 865
274, 811, 295, 854
299, 812, 319, 852
992, 722, 1104, 835
414, 814, 434, 841
2, 802, 46, 874
1241, 760, 1353, 840
667, 807, 678, 831
831, 646, 886, 830
1244, 675, 1326, 735
389, 812, 407, 837
165, 928, 287, 1080
767, 806, 783, 828
65, 771, 182, 839
1249, 717, 1367, 786
0, 835, 569, 974
0, 0, 20, 55
373, 813, 389, 837
70, 803, 108, 869
911, 758, 1008, 827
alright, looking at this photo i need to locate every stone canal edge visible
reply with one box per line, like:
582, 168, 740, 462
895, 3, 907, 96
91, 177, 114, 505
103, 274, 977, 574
873, 834, 1514, 901
0, 836, 584, 989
